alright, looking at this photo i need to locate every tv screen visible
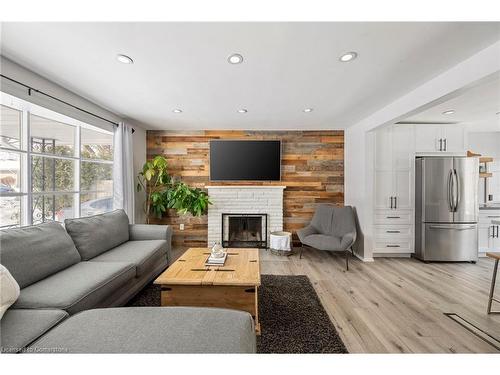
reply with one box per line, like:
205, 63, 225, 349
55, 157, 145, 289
210, 140, 281, 181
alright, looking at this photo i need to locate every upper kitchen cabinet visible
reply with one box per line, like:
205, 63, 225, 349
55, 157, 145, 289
414, 124, 466, 153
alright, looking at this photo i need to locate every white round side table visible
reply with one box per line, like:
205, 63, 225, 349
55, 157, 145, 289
269, 231, 293, 256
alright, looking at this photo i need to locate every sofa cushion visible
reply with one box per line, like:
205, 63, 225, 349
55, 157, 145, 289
1, 309, 68, 353
13, 261, 136, 315
0, 222, 81, 288
302, 234, 342, 251
0, 264, 20, 320
29, 307, 256, 353
90, 240, 167, 277
64, 209, 130, 260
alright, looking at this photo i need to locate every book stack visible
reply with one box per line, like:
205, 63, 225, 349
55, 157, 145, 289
205, 252, 228, 266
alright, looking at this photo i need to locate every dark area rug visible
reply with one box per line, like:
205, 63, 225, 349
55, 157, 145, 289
127, 274, 348, 354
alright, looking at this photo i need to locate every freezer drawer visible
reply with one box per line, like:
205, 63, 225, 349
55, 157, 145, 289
416, 223, 478, 261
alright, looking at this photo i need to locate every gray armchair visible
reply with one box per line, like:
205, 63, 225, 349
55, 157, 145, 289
297, 204, 357, 270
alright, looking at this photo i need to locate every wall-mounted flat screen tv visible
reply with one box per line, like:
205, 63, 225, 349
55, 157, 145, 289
210, 140, 281, 181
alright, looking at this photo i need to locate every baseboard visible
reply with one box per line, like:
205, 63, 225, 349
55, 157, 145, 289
354, 252, 374, 262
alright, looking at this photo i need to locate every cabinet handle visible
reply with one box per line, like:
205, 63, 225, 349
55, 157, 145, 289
490, 226, 498, 238
386, 216, 401, 219
390, 196, 393, 209
386, 245, 401, 248
394, 196, 397, 209
444, 138, 447, 151
439, 138, 443, 151
386, 230, 401, 233
487, 215, 500, 218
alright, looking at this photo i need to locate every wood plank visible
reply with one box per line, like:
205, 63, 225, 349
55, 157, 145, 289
147, 130, 344, 248
257, 249, 500, 353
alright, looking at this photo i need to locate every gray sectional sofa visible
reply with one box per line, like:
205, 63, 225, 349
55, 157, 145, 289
0, 209, 256, 353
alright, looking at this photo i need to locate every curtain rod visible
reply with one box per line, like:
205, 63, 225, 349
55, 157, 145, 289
1, 74, 135, 133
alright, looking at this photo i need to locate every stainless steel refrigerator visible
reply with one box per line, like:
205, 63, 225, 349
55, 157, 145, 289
415, 157, 479, 262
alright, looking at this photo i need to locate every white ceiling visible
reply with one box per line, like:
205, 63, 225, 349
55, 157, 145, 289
401, 73, 500, 131
1, 22, 499, 130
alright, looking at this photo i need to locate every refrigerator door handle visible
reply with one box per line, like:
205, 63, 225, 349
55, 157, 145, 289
453, 168, 460, 212
447, 169, 454, 212
429, 225, 476, 230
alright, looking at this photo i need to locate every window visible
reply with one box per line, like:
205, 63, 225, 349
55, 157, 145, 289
0, 92, 114, 228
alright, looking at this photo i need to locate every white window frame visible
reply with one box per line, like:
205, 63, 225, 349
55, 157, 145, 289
0, 91, 114, 227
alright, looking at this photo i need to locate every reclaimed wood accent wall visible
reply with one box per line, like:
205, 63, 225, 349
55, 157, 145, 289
147, 130, 344, 249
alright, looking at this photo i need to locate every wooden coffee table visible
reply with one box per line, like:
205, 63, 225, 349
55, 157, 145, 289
154, 247, 261, 333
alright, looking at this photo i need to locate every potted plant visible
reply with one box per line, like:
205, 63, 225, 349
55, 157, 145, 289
137, 155, 211, 223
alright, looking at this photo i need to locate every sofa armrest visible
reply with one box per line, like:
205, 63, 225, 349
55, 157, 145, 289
129, 224, 173, 243
340, 231, 357, 250
296, 225, 318, 242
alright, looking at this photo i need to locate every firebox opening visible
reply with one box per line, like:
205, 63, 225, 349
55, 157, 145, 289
222, 213, 267, 248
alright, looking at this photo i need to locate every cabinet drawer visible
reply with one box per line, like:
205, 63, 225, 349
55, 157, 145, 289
374, 225, 412, 238
479, 212, 500, 224
373, 239, 413, 253
374, 210, 412, 224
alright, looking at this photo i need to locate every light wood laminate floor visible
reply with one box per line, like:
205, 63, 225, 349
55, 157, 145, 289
171, 247, 500, 353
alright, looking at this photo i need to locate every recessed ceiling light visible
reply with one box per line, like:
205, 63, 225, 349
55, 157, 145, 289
303, 108, 313, 113
237, 109, 248, 113
172, 109, 182, 113
116, 54, 134, 64
228, 54, 244, 64
442, 110, 455, 115
339, 52, 358, 62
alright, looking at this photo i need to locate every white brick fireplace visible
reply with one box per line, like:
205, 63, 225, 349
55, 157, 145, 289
207, 186, 285, 246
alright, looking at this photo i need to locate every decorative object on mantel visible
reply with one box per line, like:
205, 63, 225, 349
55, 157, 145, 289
269, 231, 293, 256
137, 155, 212, 223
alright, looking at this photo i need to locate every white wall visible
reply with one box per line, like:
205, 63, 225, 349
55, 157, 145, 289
1, 55, 148, 223
1, 56, 120, 132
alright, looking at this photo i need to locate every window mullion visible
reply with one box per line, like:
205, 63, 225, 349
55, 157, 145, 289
24, 107, 32, 226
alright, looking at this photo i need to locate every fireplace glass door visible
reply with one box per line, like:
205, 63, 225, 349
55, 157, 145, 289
222, 213, 267, 248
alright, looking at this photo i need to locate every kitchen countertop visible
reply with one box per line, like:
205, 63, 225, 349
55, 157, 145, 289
479, 204, 500, 211
492, 220, 500, 225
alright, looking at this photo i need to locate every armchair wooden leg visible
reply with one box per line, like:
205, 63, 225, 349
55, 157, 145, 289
299, 245, 304, 259
345, 249, 349, 271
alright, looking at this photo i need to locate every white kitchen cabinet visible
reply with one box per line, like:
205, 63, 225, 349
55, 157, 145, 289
374, 124, 414, 210
478, 224, 491, 252
415, 124, 465, 153
478, 211, 500, 253
373, 124, 415, 255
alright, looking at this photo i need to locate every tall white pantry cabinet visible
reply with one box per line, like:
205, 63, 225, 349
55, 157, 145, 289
373, 124, 415, 255
372, 123, 466, 256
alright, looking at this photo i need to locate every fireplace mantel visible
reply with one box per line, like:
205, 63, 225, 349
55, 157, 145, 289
206, 185, 286, 189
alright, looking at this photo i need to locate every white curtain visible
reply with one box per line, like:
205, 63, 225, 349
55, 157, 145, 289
113, 122, 135, 223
